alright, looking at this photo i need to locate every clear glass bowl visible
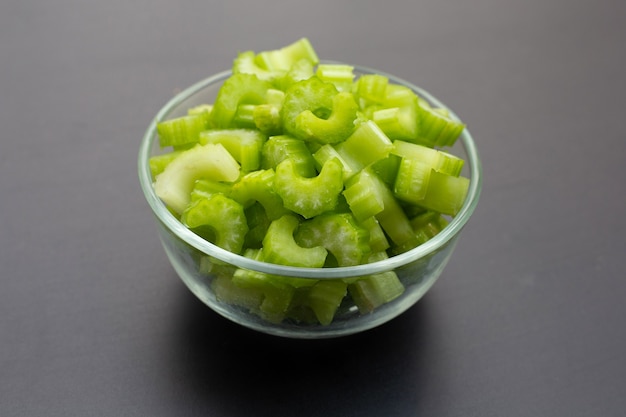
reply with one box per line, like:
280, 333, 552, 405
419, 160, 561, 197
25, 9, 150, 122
138, 64, 482, 339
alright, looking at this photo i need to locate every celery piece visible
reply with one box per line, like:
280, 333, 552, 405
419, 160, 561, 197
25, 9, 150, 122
349, 271, 405, 314
383, 84, 419, 108
359, 216, 390, 253
189, 178, 233, 203
418, 170, 470, 216
281, 76, 357, 144
181, 193, 248, 254
261, 135, 316, 178
154, 143, 241, 214
232, 50, 282, 82
252, 89, 285, 135
229, 169, 289, 220
358, 168, 416, 247
156, 114, 207, 148
211, 73, 272, 128
274, 158, 344, 219
295, 213, 371, 267
415, 100, 466, 147
295, 91, 359, 144
370, 153, 401, 187
199, 128, 266, 172
393, 158, 432, 204
232, 104, 257, 129
149, 151, 182, 178
343, 169, 385, 222
316, 64, 355, 92
306, 280, 348, 325
312, 144, 357, 180
373, 105, 419, 142
355, 74, 389, 106
213, 274, 264, 312
335, 120, 393, 171
274, 58, 315, 91
254, 38, 319, 72
392, 140, 464, 176
243, 202, 271, 249
261, 215, 328, 268
410, 210, 450, 244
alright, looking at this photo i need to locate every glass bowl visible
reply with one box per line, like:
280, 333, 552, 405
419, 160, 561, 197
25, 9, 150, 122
138, 64, 482, 339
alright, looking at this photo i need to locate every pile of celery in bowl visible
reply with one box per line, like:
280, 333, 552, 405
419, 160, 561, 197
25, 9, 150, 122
138, 38, 481, 338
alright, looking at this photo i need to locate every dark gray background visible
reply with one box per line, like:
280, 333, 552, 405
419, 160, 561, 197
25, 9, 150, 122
1, 0, 625, 415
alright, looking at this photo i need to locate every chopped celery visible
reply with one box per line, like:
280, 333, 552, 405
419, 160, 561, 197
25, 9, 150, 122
261, 215, 328, 268
274, 157, 344, 219
229, 169, 289, 220
151, 38, 472, 326
281, 76, 357, 144
261, 135, 316, 177
335, 120, 393, 171
181, 193, 248, 254
199, 128, 266, 172
156, 114, 208, 148
211, 73, 272, 128
295, 212, 371, 267
154, 143, 240, 214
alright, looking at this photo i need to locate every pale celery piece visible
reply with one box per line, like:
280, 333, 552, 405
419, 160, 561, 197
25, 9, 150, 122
152, 38, 470, 326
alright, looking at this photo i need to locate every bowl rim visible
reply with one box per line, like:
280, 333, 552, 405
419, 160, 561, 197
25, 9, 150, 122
138, 63, 482, 278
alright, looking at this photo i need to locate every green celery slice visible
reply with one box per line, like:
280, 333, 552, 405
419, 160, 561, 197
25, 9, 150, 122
348, 259, 405, 313
252, 89, 285, 135
199, 128, 266, 172
181, 193, 248, 254
355, 74, 389, 106
415, 99, 466, 147
359, 216, 390, 252
372, 105, 419, 142
418, 170, 470, 216
229, 169, 289, 220
305, 280, 348, 325
316, 64, 355, 92
295, 212, 371, 267
261, 215, 328, 268
156, 114, 208, 148
254, 38, 319, 71
274, 157, 344, 219
335, 120, 393, 171
343, 169, 385, 221
232, 50, 282, 82
212, 274, 265, 312
261, 135, 316, 177
154, 143, 241, 214
295, 91, 359, 144
312, 144, 357, 180
370, 153, 401, 187
243, 202, 271, 249
190, 178, 233, 203
211, 73, 273, 128
393, 158, 432, 203
149, 151, 182, 178
281, 76, 357, 144
392, 140, 464, 176
410, 210, 450, 244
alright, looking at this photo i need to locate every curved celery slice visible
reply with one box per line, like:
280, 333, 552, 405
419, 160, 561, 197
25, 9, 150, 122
199, 128, 266, 172
306, 280, 348, 325
156, 114, 208, 148
252, 89, 285, 135
261, 135, 316, 177
229, 169, 289, 220
274, 158, 344, 219
181, 193, 248, 254
392, 140, 464, 176
295, 213, 371, 267
335, 120, 393, 171
211, 73, 272, 128
281, 77, 357, 144
359, 216, 390, 253
261, 215, 327, 268
190, 178, 233, 203
274, 58, 315, 91
154, 143, 240, 214
295, 91, 359, 144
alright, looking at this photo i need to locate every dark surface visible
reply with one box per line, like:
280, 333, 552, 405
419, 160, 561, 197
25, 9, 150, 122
1, 0, 625, 415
